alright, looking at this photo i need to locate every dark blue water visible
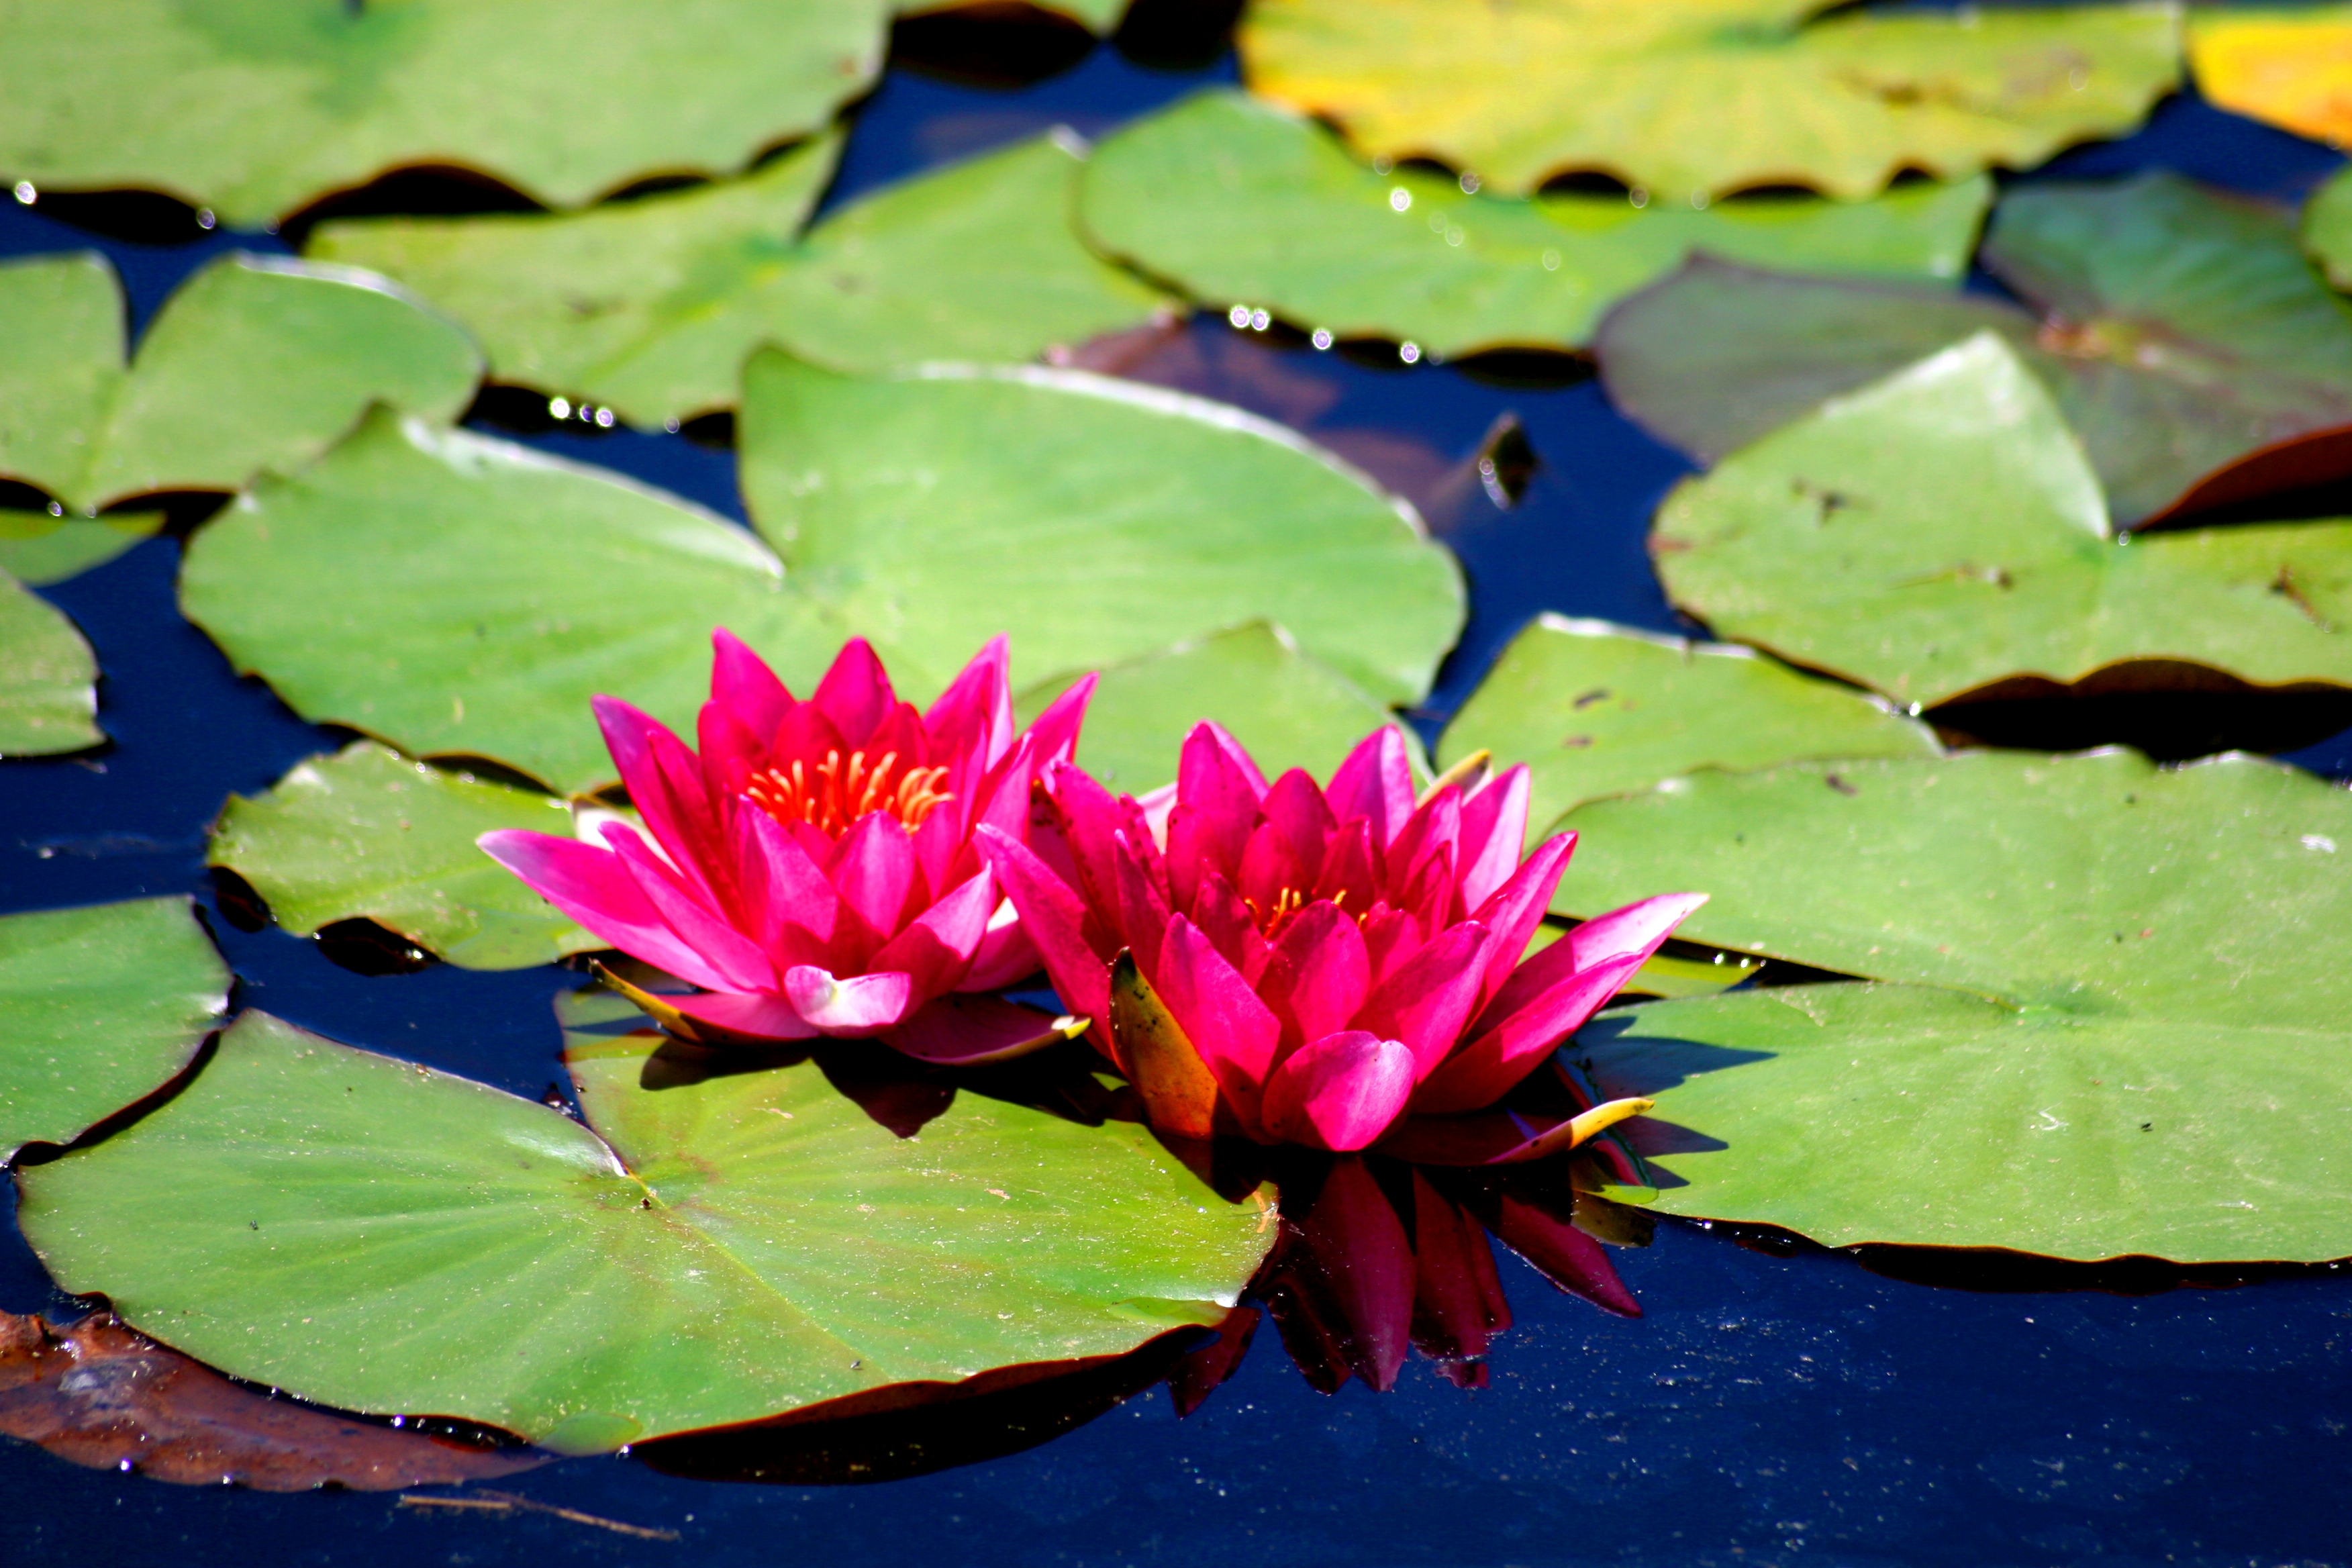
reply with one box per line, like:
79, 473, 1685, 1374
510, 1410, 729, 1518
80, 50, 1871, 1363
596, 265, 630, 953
3, 30, 2350, 1567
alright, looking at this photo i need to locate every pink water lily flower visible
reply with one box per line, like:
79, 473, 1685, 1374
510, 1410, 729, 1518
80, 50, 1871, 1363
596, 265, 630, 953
975, 722, 1704, 1151
481, 632, 1093, 1062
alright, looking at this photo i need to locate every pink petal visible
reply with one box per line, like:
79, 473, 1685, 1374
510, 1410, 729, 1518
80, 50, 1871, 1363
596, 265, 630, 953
1259, 1030, 1414, 1150
959, 900, 1042, 991
1020, 670, 1095, 770
966, 732, 1038, 847
881, 993, 1080, 1065
869, 867, 997, 1002
592, 696, 726, 905
810, 637, 896, 750
1457, 765, 1532, 912
1353, 920, 1491, 1082
973, 824, 1112, 1026
826, 811, 923, 947
1115, 832, 1173, 979
1040, 757, 1126, 918
730, 802, 842, 970
922, 633, 1014, 773
695, 698, 769, 799
1359, 904, 1420, 992
1325, 726, 1414, 850
1465, 831, 1577, 1014
1408, 952, 1647, 1115
477, 829, 735, 993
1175, 722, 1268, 883
1385, 785, 1461, 906
709, 627, 793, 745
1478, 889, 1704, 1031
661, 988, 824, 1042
1259, 900, 1370, 1052
603, 823, 777, 993
1234, 819, 1309, 918
1150, 916, 1280, 1122
1187, 871, 1269, 985
783, 965, 915, 1035
1259, 768, 1335, 887
1312, 817, 1377, 913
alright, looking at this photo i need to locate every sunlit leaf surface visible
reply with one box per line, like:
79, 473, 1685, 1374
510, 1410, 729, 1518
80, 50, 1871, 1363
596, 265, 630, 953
0, 571, 99, 756
0, 0, 890, 226
2300, 160, 2352, 293
1016, 622, 1416, 795
208, 742, 596, 971
1580, 980, 2352, 1262
0, 510, 161, 586
18, 1002, 1272, 1449
2189, 5, 2352, 148
179, 409, 844, 794
1602, 173, 2352, 526
1439, 616, 1937, 846
312, 133, 1168, 428
1238, 0, 2178, 199
738, 353, 1463, 704
1651, 334, 2352, 708
0, 251, 479, 515
0, 897, 228, 1158
1081, 90, 1990, 357
901, 0, 1129, 30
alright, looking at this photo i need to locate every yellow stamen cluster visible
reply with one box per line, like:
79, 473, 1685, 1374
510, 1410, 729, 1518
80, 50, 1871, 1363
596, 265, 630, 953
1246, 885, 1352, 939
744, 749, 952, 836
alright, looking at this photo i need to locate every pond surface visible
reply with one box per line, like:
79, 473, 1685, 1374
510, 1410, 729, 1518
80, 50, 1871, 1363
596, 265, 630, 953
3, 26, 2351, 1567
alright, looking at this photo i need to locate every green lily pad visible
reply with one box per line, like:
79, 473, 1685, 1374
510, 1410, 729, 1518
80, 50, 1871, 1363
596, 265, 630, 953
1016, 622, 1416, 795
1550, 746, 2352, 1026
1438, 616, 1938, 844
901, 0, 1128, 30
17, 1001, 1271, 1448
208, 742, 597, 971
316, 132, 1167, 428
0, 897, 230, 1158
0, 0, 889, 227
0, 571, 99, 756
0, 250, 480, 515
305, 134, 844, 429
179, 407, 845, 794
0, 510, 162, 586
738, 352, 1463, 705
1237, 0, 2179, 201
1079, 90, 1990, 358
2304, 161, 2352, 294
1651, 332, 2352, 709
1603, 173, 2352, 526
1579, 981, 2352, 1263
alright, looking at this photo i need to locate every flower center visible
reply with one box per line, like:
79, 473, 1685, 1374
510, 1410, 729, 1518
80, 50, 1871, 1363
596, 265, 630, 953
743, 749, 952, 837
1246, 885, 1350, 939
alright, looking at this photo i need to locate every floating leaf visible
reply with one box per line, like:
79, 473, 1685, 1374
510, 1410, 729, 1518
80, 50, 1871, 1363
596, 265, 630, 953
1550, 748, 2352, 1026
1651, 333, 2352, 709
179, 409, 844, 794
0, 897, 229, 1158
0, 251, 479, 515
738, 352, 1463, 704
0, 1309, 549, 1491
1237, 0, 2178, 200
0, 0, 889, 226
0, 571, 100, 756
0, 509, 161, 585
1579, 979, 2352, 1263
17, 1001, 1271, 1449
1438, 616, 1937, 842
1079, 90, 1990, 357
208, 742, 597, 971
313, 131, 1170, 429
2188, 5, 2352, 148
901, 0, 1128, 30
1602, 173, 2352, 525
1016, 622, 1414, 795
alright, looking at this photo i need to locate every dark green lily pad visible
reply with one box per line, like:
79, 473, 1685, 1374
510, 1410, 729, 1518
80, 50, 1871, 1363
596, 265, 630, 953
1238, 0, 2178, 200
17, 1002, 1271, 1450
208, 742, 597, 971
0, 511, 162, 586
0, 251, 479, 515
0, 897, 229, 1158
0, 0, 889, 226
1651, 333, 2352, 709
1079, 90, 1990, 358
1438, 616, 1937, 842
1602, 173, 2352, 526
179, 408, 845, 795
1016, 622, 1416, 795
313, 130, 1171, 428
1579, 980, 2352, 1263
2303, 161, 2352, 293
739, 352, 1463, 705
0, 571, 99, 756
1551, 746, 2352, 1025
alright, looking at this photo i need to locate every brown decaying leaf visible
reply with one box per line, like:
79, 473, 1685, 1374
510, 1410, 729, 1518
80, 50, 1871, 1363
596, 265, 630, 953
0, 1310, 548, 1491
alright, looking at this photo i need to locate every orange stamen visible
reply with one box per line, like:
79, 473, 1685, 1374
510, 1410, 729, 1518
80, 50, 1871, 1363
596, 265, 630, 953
743, 748, 952, 837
